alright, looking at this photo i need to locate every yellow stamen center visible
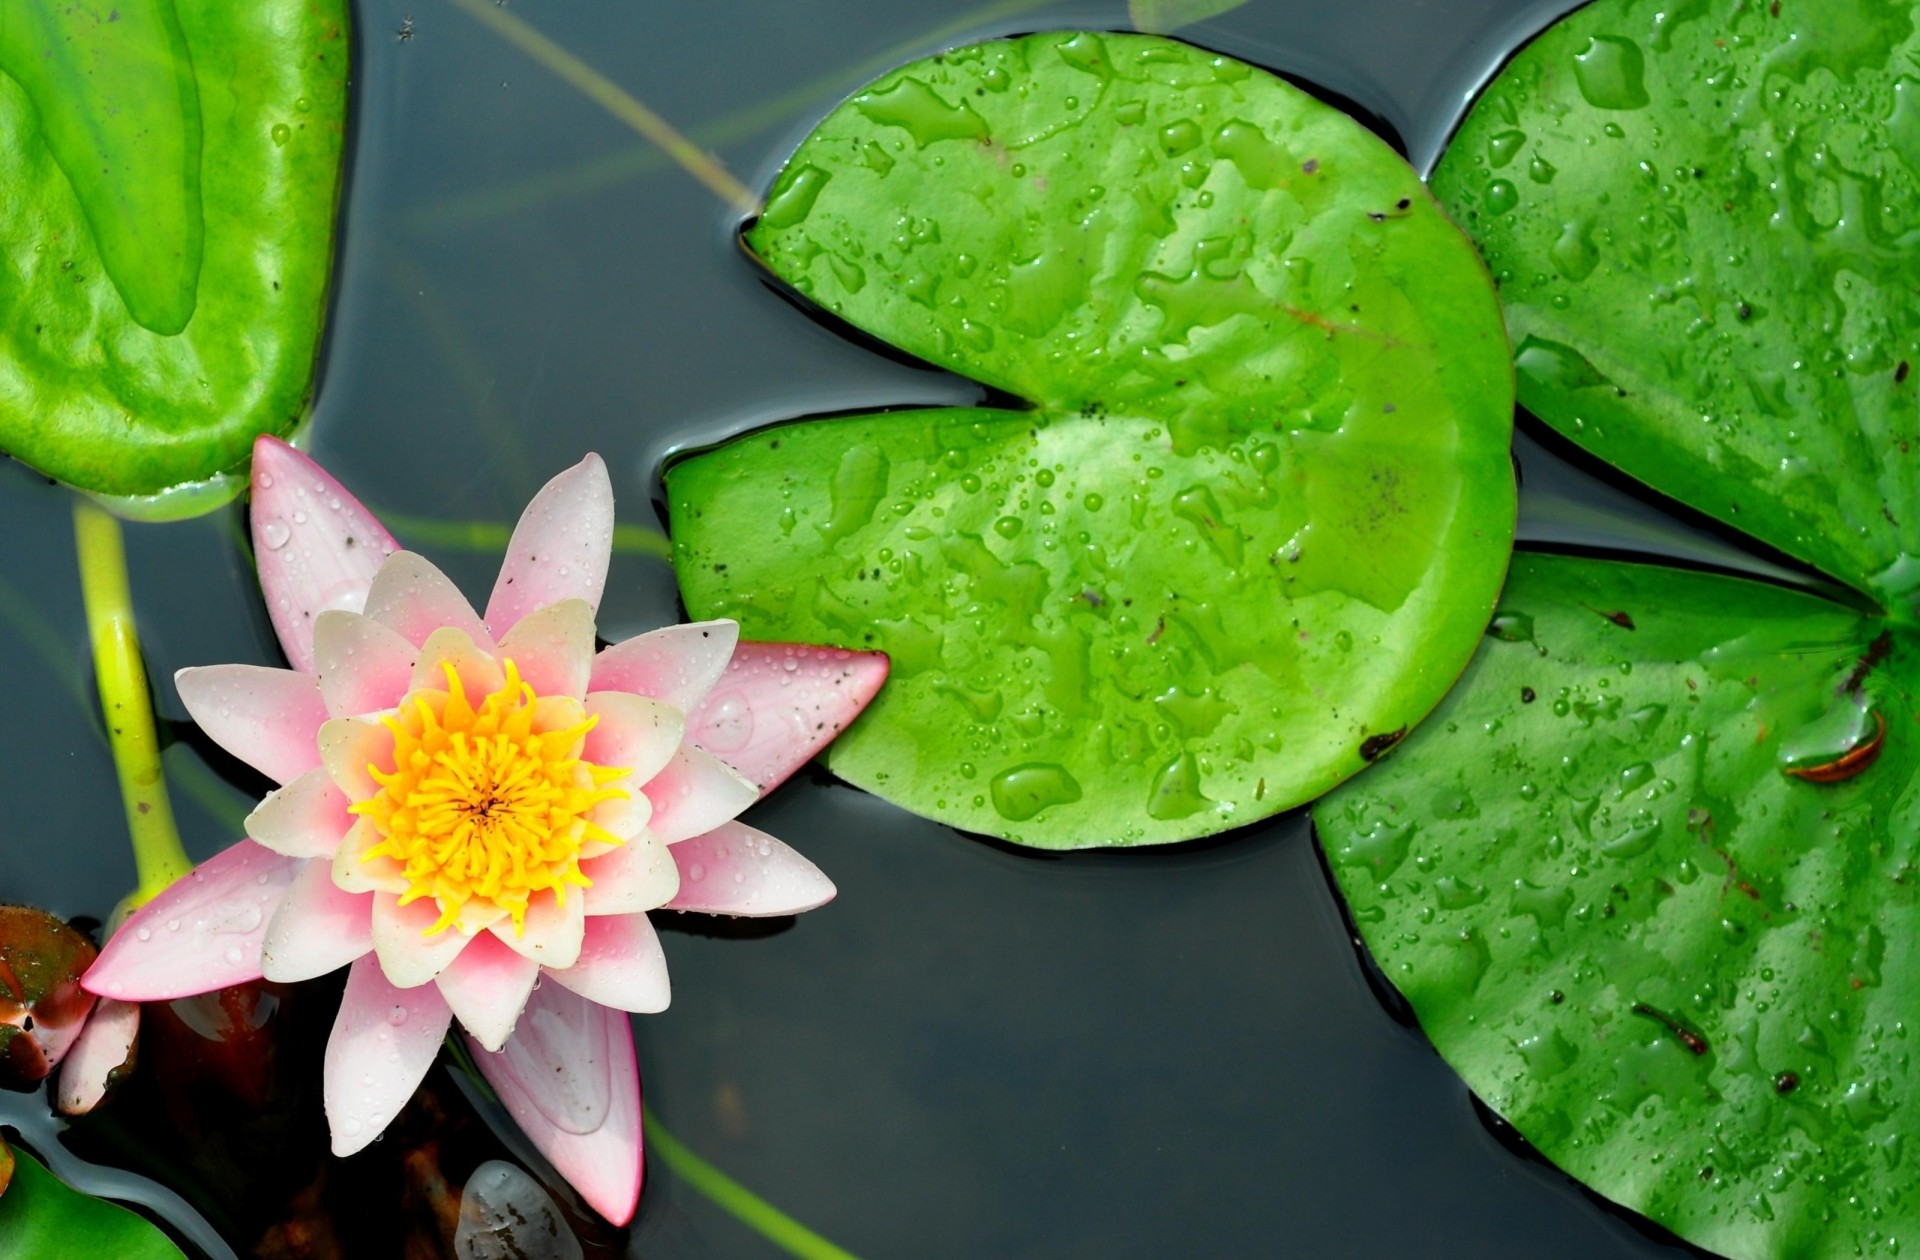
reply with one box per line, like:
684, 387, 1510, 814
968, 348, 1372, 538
351, 659, 629, 935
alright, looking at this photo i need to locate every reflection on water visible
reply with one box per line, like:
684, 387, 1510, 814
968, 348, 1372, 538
0, 0, 1713, 1254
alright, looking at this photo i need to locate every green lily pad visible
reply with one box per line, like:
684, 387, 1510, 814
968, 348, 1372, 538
0, 1144, 186, 1260
1315, 553, 1920, 1260
0, 0, 349, 497
670, 31, 1515, 847
1430, 0, 1920, 610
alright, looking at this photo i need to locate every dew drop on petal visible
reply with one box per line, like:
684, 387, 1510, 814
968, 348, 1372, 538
261, 519, 292, 550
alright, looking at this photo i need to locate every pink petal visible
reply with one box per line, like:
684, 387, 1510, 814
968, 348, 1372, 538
371, 893, 472, 987
686, 642, 890, 794
55, 998, 139, 1116
433, 931, 539, 1053
175, 664, 328, 786
408, 625, 506, 699
642, 747, 758, 845
497, 598, 595, 699
546, 913, 669, 1014
580, 834, 679, 916
364, 551, 493, 651
665, 822, 837, 918
484, 454, 615, 638
250, 436, 399, 674
84, 841, 296, 1001
582, 692, 684, 789
324, 954, 453, 1155
246, 768, 352, 859
261, 860, 374, 982
590, 620, 739, 714
312, 611, 419, 718
487, 892, 584, 971
469, 985, 642, 1224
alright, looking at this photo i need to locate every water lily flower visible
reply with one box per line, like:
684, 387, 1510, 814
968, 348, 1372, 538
83, 438, 887, 1223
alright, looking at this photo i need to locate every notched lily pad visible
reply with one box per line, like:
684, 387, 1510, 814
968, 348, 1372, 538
1316, 554, 1920, 1260
1431, 0, 1920, 610
0, 0, 350, 497
671, 32, 1515, 847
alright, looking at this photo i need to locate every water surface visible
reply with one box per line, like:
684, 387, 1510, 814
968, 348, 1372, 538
0, 0, 1760, 1253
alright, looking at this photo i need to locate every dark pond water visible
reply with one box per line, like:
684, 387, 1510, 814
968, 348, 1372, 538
0, 0, 1828, 1254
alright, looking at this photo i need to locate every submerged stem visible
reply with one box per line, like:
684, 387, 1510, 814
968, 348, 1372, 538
643, 1108, 861, 1260
371, 508, 674, 562
72, 502, 192, 911
443, 0, 758, 212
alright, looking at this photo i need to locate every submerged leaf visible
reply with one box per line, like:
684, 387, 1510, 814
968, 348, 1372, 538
673, 32, 1514, 847
0, 1145, 186, 1260
0, 0, 350, 497
1316, 554, 1920, 1260
1431, 0, 1920, 610
1128, 0, 1252, 36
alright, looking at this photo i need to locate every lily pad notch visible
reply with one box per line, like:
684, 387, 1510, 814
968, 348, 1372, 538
670, 31, 1516, 848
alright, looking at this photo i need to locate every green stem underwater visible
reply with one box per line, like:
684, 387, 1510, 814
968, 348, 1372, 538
72, 501, 192, 913
643, 1108, 862, 1260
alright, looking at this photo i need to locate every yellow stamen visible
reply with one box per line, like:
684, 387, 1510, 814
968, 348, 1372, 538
350, 659, 629, 936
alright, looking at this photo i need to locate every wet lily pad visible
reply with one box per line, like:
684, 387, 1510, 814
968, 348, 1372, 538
0, 1144, 186, 1260
670, 31, 1515, 847
1315, 554, 1920, 1260
1430, 0, 1920, 610
0, 0, 349, 497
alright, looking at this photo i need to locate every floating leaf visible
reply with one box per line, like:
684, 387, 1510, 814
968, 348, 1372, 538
0, 0, 350, 497
671, 32, 1515, 847
1430, 0, 1920, 608
1316, 553, 1920, 1260
0, 1145, 186, 1260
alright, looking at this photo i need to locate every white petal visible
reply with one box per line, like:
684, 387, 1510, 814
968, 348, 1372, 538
175, 665, 327, 786
434, 932, 540, 1053
408, 625, 505, 698
312, 610, 418, 718
643, 746, 758, 845
318, 716, 393, 803
324, 955, 452, 1155
55, 999, 140, 1116
331, 817, 408, 895
546, 913, 669, 1014
246, 768, 352, 859
249, 436, 400, 674
497, 598, 596, 700
488, 892, 585, 970
485, 454, 614, 637
582, 692, 684, 788
580, 833, 679, 916
590, 620, 739, 713
370, 893, 472, 987
364, 551, 493, 651
261, 860, 375, 982
666, 821, 837, 918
